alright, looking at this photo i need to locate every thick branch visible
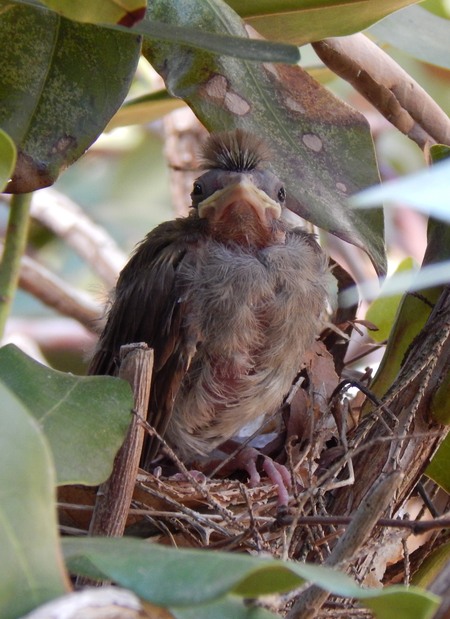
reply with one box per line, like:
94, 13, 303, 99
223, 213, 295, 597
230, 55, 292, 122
332, 286, 450, 516
313, 34, 450, 151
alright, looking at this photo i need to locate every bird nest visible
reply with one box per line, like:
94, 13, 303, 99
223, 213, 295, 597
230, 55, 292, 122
59, 340, 358, 559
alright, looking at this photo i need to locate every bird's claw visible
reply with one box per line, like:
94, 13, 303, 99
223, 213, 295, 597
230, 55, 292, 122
236, 447, 291, 507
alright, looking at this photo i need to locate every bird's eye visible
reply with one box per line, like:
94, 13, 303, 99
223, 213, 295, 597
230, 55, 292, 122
192, 182, 203, 196
277, 186, 286, 202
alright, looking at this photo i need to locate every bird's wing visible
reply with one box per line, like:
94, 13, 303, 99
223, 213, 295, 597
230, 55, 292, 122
88, 217, 204, 464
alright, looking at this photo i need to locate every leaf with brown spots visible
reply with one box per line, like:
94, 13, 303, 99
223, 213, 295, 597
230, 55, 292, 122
143, 1, 386, 274
0, 2, 141, 193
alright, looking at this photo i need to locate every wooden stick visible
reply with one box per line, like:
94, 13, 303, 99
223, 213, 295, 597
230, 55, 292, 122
89, 343, 154, 537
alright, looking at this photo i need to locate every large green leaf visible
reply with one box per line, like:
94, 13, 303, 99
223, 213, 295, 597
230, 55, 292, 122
143, 0, 385, 274
0, 344, 132, 485
0, 382, 68, 619
0, 0, 141, 192
63, 537, 440, 619
0, 128, 16, 190
370, 5, 450, 70
228, 0, 418, 46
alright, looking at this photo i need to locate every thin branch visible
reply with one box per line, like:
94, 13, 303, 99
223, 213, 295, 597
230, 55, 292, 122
0, 242, 101, 331
30, 188, 126, 288
287, 471, 403, 619
0, 193, 32, 339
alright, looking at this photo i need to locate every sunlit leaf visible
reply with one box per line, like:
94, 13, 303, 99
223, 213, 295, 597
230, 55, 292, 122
370, 5, 450, 70
365, 258, 416, 342
38, 0, 146, 26
143, 0, 385, 274
0, 383, 68, 619
229, 0, 418, 46
0, 344, 132, 485
427, 436, 450, 492
0, 0, 141, 192
0, 128, 16, 191
107, 91, 185, 130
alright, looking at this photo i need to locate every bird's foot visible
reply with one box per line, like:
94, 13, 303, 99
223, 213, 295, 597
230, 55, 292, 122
233, 446, 291, 507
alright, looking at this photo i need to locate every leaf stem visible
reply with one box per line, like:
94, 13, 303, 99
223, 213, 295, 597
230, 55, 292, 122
0, 192, 32, 340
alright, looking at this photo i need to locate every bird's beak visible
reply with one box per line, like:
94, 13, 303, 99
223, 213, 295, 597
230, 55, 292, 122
197, 177, 281, 224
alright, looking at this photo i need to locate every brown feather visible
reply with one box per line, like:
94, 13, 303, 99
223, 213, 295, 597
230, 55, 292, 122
88, 130, 333, 470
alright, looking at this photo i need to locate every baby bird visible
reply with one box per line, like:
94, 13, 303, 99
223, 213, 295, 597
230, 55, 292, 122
89, 129, 333, 496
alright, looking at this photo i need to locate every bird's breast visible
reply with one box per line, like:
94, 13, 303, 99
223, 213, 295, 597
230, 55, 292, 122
166, 233, 330, 458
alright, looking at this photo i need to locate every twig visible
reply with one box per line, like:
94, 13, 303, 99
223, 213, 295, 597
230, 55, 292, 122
141, 421, 242, 529
287, 471, 403, 619
88, 344, 153, 539
0, 193, 32, 339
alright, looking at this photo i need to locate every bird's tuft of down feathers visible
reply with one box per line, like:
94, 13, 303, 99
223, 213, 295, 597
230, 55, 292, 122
201, 129, 270, 172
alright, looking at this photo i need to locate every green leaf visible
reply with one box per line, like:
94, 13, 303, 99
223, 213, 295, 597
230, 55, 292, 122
143, 0, 385, 274
38, 0, 146, 26
365, 258, 416, 342
228, 0, 418, 46
0, 382, 68, 619
412, 541, 450, 588
0, 128, 16, 191
427, 435, 450, 492
363, 587, 440, 619
63, 538, 361, 605
370, 5, 450, 70
171, 595, 279, 619
0, 0, 141, 192
63, 538, 440, 619
0, 344, 132, 485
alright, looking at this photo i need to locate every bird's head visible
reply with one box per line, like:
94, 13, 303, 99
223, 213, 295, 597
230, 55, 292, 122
191, 130, 287, 246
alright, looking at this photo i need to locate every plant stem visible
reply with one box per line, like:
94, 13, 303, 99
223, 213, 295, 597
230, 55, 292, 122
0, 193, 32, 340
